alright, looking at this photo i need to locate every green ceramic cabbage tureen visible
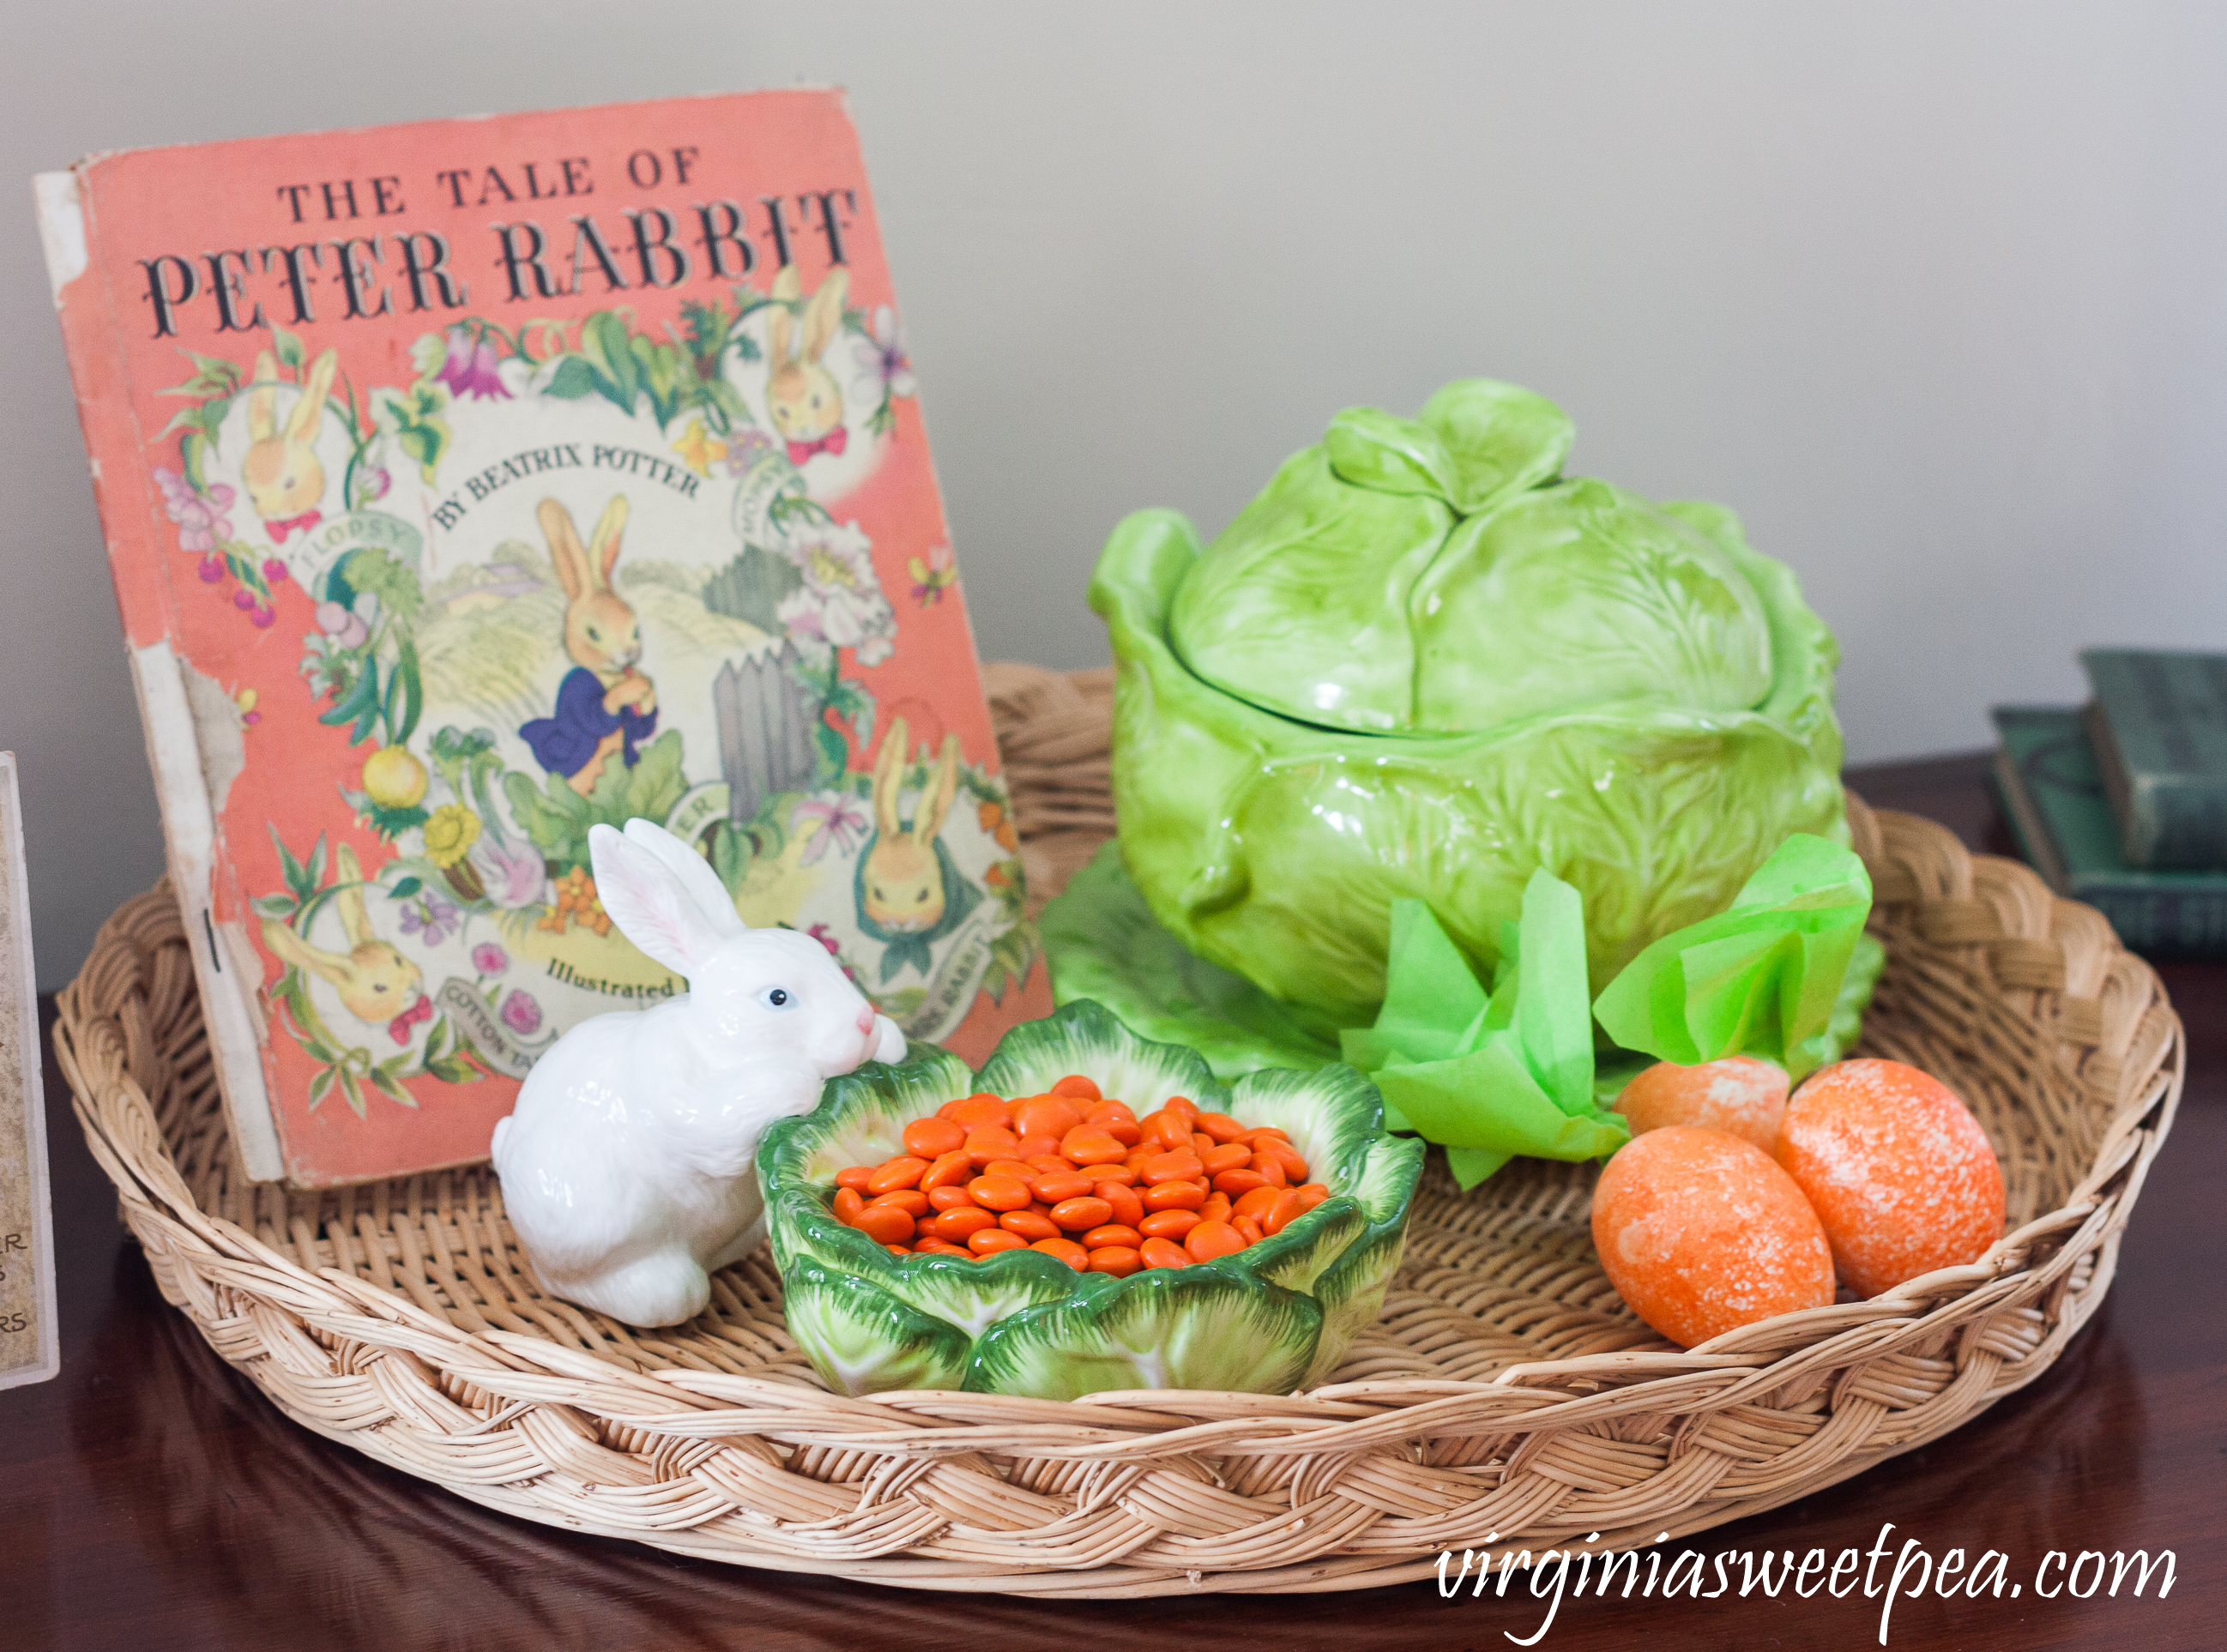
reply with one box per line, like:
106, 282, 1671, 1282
1092, 379, 1847, 1028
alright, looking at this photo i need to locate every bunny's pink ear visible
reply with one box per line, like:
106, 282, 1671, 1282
622, 817, 741, 937
589, 823, 734, 980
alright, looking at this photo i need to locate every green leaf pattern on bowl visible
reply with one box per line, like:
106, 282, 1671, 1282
757, 1002, 1424, 1400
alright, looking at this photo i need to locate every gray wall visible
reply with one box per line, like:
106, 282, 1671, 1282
6, 2, 2223, 987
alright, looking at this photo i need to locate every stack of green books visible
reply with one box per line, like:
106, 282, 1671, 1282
1990, 649, 2227, 956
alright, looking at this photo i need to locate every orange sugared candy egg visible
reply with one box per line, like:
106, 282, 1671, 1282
1614, 1057, 1790, 1153
1591, 1126, 1835, 1348
1775, 1058, 2004, 1298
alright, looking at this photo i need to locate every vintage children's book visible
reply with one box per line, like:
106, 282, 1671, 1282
39, 91, 1049, 1186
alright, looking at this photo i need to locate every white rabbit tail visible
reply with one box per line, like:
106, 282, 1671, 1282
492, 817, 905, 1327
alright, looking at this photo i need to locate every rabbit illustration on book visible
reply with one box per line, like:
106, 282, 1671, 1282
520, 495, 658, 795
259, 845, 429, 1041
765, 264, 851, 466
854, 719, 984, 981
492, 817, 906, 1326
244, 347, 339, 541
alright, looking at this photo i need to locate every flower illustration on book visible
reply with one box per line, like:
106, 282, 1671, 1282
855, 306, 916, 400
671, 417, 727, 477
315, 598, 371, 653
398, 892, 459, 948
433, 327, 510, 401
470, 835, 548, 908
776, 520, 897, 667
908, 544, 956, 607
472, 942, 510, 976
791, 792, 871, 865
500, 990, 543, 1036
154, 467, 235, 553
722, 428, 776, 474
423, 804, 481, 869
977, 799, 1019, 852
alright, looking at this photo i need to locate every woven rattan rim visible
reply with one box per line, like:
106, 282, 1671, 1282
55, 664, 2184, 1596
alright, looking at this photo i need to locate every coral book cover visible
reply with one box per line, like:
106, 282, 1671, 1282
41, 90, 1049, 1186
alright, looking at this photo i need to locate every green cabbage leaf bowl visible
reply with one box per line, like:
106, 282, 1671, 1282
1093, 379, 1848, 1027
757, 1001, 1424, 1400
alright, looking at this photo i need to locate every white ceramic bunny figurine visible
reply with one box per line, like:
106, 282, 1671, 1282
491, 817, 906, 1326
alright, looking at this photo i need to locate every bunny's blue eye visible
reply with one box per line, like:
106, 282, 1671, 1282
761, 987, 793, 1010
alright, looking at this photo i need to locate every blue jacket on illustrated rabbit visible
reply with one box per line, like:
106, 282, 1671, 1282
492, 818, 907, 1327
520, 494, 658, 796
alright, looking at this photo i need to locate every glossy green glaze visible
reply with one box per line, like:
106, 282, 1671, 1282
757, 1002, 1424, 1400
1091, 380, 1846, 1026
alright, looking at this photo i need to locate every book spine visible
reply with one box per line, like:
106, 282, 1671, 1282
2083, 702, 2152, 864
2083, 652, 2227, 869
2140, 781, 2227, 871
2070, 882, 2227, 956
39, 164, 286, 1179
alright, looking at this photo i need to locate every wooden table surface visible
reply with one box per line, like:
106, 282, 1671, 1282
2, 754, 2218, 1650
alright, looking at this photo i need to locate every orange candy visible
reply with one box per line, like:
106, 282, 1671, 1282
1029, 1171, 1095, 1204
1141, 1180, 1207, 1213
1095, 1181, 1144, 1228
825, 1077, 1320, 1274
963, 1125, 1021, 1167
1775, 1058, 2004, 1298
1185, 1220, 1246, 1263
1014, 1094, 1083, 1142
1031, 1237, 1090, 1269
852, 1203, 915, 1246
1591, 1125, 1835, 1348
919, 1151, 975, 1193
1142, 1149, 1204, 1185
999, 1209, 1061, 1241
1138, 1209, 1201, 1240
1615, 1057, 1790, 1152
944, 1094, 1013, 1128
1049, 1196, 1114, 1233
1059, 1129, 1126, 1167
1201, 1143, 1254, 1177
967, 1174, 1032, 1212
932, 1207, 997, 1242
902, 1116, 967, 1159
1231, 1185, 1282, 1223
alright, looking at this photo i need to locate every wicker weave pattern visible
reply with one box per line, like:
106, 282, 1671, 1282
54, 668, 2182, 1596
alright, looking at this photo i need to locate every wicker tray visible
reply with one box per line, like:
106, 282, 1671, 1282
54, 666, 2182, 1597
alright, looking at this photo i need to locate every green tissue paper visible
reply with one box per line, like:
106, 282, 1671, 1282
1341, 871, 1628, 1190
1590, 833, 1874, 1082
